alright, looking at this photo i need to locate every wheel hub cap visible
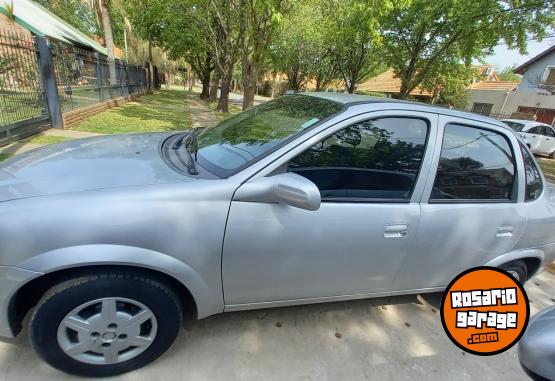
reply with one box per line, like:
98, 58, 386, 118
57, 297, 158, 365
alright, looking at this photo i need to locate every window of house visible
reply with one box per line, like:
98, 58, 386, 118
544, 67, 555, 86
430, 124, 516, 202
471, 103, 493, 115
288, 117, 429, 202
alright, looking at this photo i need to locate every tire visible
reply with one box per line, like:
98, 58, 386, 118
500, 260, 528, 284
29, 271, 182, 377
549, 151, 555, 160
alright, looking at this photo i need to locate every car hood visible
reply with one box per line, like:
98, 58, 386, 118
0, 132, 193, 202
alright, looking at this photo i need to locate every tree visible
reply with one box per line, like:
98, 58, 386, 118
37, 0, 101, 36
204, 0, 242, 112
147, 0, 215, 99
422, 62, 474, 108
88, 0, 118, 85
328, 0, 387, 93
498, 65, 522, 81
239, 0, 286, 110
269, 0, 329, 92
381, 0, 555, 99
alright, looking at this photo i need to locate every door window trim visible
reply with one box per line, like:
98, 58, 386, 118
428, 122, 519, 204
242, 109, 439, 204
287, 116, 431, 204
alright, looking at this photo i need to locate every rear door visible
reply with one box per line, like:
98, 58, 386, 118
394, 116, 526, 291
540, 126, 555, 155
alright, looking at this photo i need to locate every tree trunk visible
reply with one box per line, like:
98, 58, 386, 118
217, 73, 232, 113
209, 71, 220, 103
99, 0, 117, 86
398, 77, 411, 99
199, 75, 210, 99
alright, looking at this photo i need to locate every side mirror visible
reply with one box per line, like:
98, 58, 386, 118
233, 173, 321, 211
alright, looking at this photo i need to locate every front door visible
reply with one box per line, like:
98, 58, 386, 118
394, 116, 526, 291
222, 114, 436, 306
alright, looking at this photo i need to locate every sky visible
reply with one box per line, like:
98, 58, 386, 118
485, 35, 555, 70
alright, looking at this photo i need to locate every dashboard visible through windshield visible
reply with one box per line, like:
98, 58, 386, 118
195, 95, 344, 178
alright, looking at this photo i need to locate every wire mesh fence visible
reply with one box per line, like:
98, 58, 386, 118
0, 29, 47, 132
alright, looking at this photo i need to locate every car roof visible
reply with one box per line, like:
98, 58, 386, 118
501, 119, 551, 127
297, 92, 511, 129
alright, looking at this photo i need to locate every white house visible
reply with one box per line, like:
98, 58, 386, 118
467, 45, 555, 126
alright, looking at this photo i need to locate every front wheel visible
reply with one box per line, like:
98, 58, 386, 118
30, 271, 182, 377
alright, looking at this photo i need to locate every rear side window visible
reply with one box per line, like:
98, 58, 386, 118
288, 117, 429, 202
520, 143, 543, 201
431, 124, 516, 201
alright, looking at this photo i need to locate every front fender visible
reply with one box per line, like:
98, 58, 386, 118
16, 244, 223, 319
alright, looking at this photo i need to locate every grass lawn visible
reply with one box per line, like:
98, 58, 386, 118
538, 158, 555, 178
72, 89, 193, 134
209, 101, 243, 121
21, 134, 71, 145
0, 152, 12, 162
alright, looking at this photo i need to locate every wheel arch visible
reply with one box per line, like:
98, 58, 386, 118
8, 245, 223, 336
484, 248, 544, 280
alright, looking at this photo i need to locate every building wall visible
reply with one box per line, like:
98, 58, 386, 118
467, 89, 555, 116
517, 53, 555, 91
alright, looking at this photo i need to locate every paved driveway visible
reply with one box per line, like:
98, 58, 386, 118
1, 269, 554, 380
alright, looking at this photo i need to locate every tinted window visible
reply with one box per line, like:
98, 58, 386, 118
545, 127, 555, 137
196, 95, 343, 178
288, 118, 429, 201
502, 121, 525, 131
431, 124, 515, 201
521, 143, 543, 201
527, 126, 543, 134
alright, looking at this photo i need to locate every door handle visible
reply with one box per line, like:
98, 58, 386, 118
384, 224, 408, 238
496, 225, 514, 238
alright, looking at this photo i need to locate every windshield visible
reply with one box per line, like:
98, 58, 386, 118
196, 95, 344, 177
502, 120, 525, 131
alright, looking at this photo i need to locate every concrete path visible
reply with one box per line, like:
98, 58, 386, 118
186, 93, 219, 129
1, 270, 554, 380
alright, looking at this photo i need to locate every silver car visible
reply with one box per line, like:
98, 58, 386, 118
1, 93, 554, 377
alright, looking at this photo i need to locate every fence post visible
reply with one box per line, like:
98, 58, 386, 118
96, 52, 104, 101
36, 36, 63, 129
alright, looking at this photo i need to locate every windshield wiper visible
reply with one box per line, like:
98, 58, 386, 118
172, 131, 199, 175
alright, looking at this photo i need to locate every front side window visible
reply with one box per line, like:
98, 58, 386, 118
527, 126, 543, 135
545, 127, 555, 137
520, 143, 543, 201
196, 95, 343, 177
431, 124, 516, 201
288, 117, 429, 202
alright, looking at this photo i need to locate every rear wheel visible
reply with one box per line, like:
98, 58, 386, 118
500, 260, 528, 284
30, 271, 182, 377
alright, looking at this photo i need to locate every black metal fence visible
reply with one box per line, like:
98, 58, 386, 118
0, 30, 49, 141
0, 28, 151, 146
50, 42, 147, 113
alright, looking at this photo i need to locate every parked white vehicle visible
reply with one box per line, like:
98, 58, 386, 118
502, 119, 555, 158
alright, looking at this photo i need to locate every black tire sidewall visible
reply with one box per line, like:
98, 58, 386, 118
500, 261, 528, 284
30, 275, 181, 377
